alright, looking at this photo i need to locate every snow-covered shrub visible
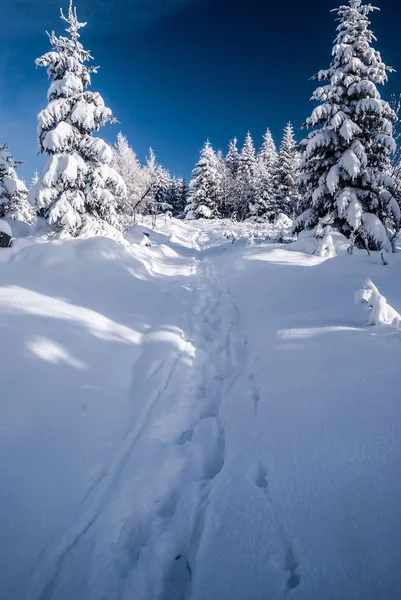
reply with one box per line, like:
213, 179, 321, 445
316, 233, 336, 258
274, 213, 293, 229
355, 278, 400, 325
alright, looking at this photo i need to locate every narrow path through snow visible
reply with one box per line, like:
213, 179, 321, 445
0, 221, 400, 600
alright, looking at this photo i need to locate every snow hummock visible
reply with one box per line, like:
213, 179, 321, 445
355, 277, 400, 326
0, 217, 400, 600
0, 219, 12, 237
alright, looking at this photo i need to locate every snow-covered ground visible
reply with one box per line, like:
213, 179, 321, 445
1, 217, 400, 600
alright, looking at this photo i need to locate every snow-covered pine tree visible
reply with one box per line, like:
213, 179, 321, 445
226, 138, 240, 179
169, 177, 188, 217
30, 169, 40, 189
0, 144, 33, 223
389, 95, 401, 204
152, 166, 173, 214
31, 1, 126, 238
185, 141, 221, 219
236, 132, 257, 220
142, 149, 173, 216
216, 149, 230, 218
142, 148, 158, 215
225, 138, 240, 218
253, 128, 278, 219
113, 132, 147, 226
295, 0, 399, 251
273, 123, 300, 218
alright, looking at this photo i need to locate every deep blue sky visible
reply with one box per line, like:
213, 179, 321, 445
1, 0, 401, 182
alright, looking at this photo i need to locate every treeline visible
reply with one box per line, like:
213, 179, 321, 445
186, 125, 299, 222
1, 0, 401, 252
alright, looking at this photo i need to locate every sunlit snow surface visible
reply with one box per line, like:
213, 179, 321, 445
0, 217, 400, 600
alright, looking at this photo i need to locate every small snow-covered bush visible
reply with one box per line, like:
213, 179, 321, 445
316, 233, 336, 258
274, 213, 293, 229
355, 278, 400, 326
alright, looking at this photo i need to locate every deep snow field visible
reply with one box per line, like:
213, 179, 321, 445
1, 217, 401, 600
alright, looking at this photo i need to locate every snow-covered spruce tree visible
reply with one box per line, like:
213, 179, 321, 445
31, 1, 126, 238
169, 177, 188, 217
152, 166, 173, 214
142, 148, 157, 215
225, 138, 240, 218
237, 132, 257, 220
295, 0, 399, 251
0, 144, 33, 223
142, 149, 173, 215
185, 141, 222, 219
30, 169, 40, 189
273, 123, 300, 218
253, 128, 278, 219
216, 149, 230, 218
113, 132, 147, 225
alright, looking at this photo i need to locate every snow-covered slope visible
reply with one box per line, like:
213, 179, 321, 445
0, 219, 400, 600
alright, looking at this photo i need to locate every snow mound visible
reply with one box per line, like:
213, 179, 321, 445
7, 219, 34, 238
125, 225, 171, 247
355, 278, 400, 326
0, 219, 12, 237
274, 212, 293, 228
290, 230, 349, 257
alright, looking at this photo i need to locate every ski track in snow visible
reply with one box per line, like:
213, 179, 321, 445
28, 226, 271, 600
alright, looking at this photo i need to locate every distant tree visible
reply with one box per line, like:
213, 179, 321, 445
216, 149, 230, 218
30, 1, 125, 238
225, 138, 240, 218
295, 0, 399, 252
113, 132, 147, 226
236, 132, 257, 220
152, 165, 173, 214
389, 94, 401, 202
30, 169, 40, 189
169, 177, 188, 217
186, 141, 221, 219
142, 148, 158, 215
273, 123, 300, 217
141, 149, 174, 216
0, 144, 33, 223
253, 128, 278, 219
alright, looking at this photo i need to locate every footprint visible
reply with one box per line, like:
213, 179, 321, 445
285, 546, 301, 591
255, 462, 269, 490
177, 430, 193, 445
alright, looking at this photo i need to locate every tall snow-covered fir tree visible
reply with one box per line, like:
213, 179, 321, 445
169, 178, 188, 217
295, 0, 399, 251
237, 132, 257, 220
142, 148, 158, 214
113, 132, 147, 225
0, 145, 33, 223
142, 149, 173, 215
185, 141, 222, 219
225, 138, 240, 218
253, 128, 278, 219
30, 1, 126, 238
152, 165, 173, 214
273, 123, 300, 218
216, 149, 230, 218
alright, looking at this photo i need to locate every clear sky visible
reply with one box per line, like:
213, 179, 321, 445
1, 0, 401, 182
